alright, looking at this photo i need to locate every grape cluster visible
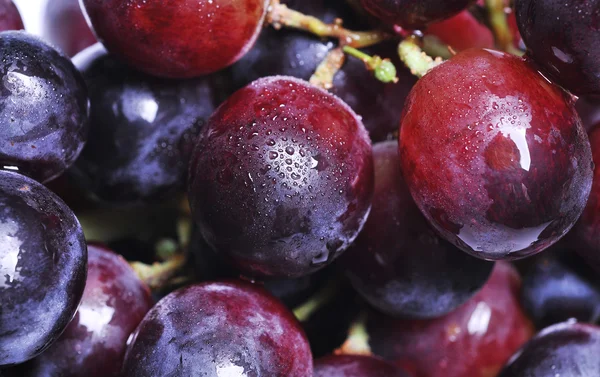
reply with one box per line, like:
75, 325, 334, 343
0, 0, 599, 376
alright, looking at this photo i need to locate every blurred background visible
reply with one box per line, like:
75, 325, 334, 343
14, 0, 50, 36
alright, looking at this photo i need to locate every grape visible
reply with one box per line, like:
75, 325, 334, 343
121, 281, 313, 376
359, 0, 476, 29
399, 48, 593, 261
515, 0, 600, 97
42, 0, 96, 57
4, 244, 153, 377
498, 321, 600, 376
0, 170, 87, 366
577, 97, 600, 131
572, 125, 600, 271
341, 141, 494, 319
0, 0, 23, 31
368, 262, 534, 377
80, 0, 269, 78
227, 1, 416, 143
521, 247, 600, 329
0, 31, 89, 183
187, 76, 374, 278
314, 355, 410, 377
425, 10, 495, 51
69, 44, 222, 204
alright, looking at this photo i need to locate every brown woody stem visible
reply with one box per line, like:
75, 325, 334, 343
309, 47, 346, 90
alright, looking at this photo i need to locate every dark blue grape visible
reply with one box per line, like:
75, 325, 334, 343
0, 170, 87, 366
4, 244, 153, 377
0, 31, 88, 183
498, 321, 600, 376
70, 44, 223, 204
521, 247, 600, 329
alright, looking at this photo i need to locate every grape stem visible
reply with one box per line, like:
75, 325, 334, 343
267, 0, 390, 48
397, 37, 444, 78
309, 47, 346, 90
485, 0, 523, 56
343, 46, 399, 83
292, 277, 343, 322
131, 252, 188, 291
335, 312, 373, 356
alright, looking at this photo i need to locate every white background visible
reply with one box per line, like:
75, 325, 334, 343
13, 0, 51, 36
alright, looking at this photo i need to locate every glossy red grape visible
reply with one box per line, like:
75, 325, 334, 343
5, 244, 153, 377
122, 280, 313, 376
0, 0, 23, 31
0, 31, 89, 183
69, 44, 222, 205
399, 48, 593, 261
359, 0, 476, 29
498, 321, 600, 376
368, 262, 534, 377
80, 0, 268, 78
572, 125, 600, 271
0, 170, 87, 366
515, 0, 600, 97
425, 10, 494, 51
188, 76, 374, 278
341, 141, 494, 319
314, 355, 410, 377
521, 247, 600, 329
42, 0, 96, 57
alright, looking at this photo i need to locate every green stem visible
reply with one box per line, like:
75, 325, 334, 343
268, 0, 391, 48
485, 0, 523, 56
309, 47, 346, 90
335, 312, 372, 356
343, 46, 399, 84
293, 278, 342, 322
131, 253, 188, 291
397, 37, 444, 78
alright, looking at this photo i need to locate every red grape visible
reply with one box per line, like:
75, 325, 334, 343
122, 280, 313, 376
425, 10, 494, 51
5, 244, 153, 377
42, 0, 96, 57
0, 170, 87, 366
368, 262, 534, 377
314, 355, 410, 377
359, 0, 476, 29
341, 141, 494, 319
498, 321, 600, 376
0, 0, 23, 31
515, 0, 600, 97
399, 48, 593, 261
187, 76, 374, 278
80, 0, 269, 78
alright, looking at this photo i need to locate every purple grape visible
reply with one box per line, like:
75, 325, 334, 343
515, 0, 600, 97
70, 44, 223, 204
187, 76, 374, 278
0, 170, 87, 366
341, 141, 494, 319
4, 244, 153, 377
0, 0, 23, 32
314, 355, 410, 377
498, 322, 600, 376
122, 281, 313, 376
0, 31, 88, 183
42, 0, 96, 56
521, 247, 600, 329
